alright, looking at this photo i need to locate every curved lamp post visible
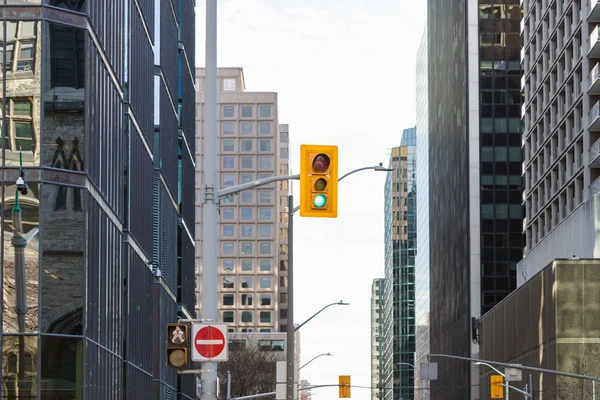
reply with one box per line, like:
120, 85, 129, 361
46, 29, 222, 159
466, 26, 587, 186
295, 301, 349, 332
475, 361, 508, 400
299, 352, 333, 370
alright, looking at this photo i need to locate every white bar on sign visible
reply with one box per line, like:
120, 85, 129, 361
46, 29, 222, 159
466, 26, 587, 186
196, 340, 224, 345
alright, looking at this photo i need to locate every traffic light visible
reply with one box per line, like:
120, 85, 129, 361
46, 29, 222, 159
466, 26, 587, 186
300, 144, 338, 218
490, 374, 504, 398
166, 323, 190, 368
339, 375, 351, 398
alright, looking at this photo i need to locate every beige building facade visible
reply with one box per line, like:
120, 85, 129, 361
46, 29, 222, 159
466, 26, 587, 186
195, 68, 290, 333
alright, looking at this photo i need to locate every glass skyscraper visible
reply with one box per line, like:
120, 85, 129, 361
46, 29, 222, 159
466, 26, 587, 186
381, 127, 417, 400
0, 1, 196, 397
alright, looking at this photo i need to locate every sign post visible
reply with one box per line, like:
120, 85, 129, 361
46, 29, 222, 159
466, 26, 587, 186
191, 324, 229, 362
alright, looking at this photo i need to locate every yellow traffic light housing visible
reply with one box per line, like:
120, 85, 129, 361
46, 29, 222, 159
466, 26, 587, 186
166, 323, 190, 369
339, 375, 351, 398
490, 374, 504, 398
300, 144, 338, 218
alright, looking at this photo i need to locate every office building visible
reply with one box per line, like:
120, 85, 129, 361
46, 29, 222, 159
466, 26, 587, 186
519, 0, 600, 284
195, 68, 290, 333
370, 278, 384, 400
381, 127, 417, 400
0, 0, 196, 398
414, 26, 430, 400
427, 0, 523, 398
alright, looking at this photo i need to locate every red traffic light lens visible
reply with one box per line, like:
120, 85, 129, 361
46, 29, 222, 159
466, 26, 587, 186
312, 154, 330, 173
314, 178, 327, 191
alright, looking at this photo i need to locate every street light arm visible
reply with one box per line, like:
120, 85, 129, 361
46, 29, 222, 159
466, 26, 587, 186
299, 352, 332, 370
218, 174, 300, 198
295, 301, 349, 331
398, 362, 416, 370
475, 361, 505, 377
292, 164, 391, 214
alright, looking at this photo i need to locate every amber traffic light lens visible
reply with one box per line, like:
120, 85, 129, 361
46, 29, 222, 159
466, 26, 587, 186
314, 178, 327, 191
312, 154, 330, 173
169, 349, 187, 368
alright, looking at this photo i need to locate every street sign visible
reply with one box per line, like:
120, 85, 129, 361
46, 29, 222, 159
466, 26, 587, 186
191, 323, 228, 362
490, 375, 503, 398
505, 366, 522, 381
419, 362, 438, 380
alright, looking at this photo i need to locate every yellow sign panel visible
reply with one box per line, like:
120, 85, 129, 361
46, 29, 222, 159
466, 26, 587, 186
299, 144, 338, 218
339, 375, 351, 398
490, 374, 503, 399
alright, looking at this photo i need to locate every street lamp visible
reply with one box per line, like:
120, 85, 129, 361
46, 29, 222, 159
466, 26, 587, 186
295, 301, 349, 332
475, 362, 508, 400
299, 352, 333, 370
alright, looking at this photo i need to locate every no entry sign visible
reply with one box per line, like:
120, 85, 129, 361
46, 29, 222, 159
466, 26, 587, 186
191, 324, 229, 362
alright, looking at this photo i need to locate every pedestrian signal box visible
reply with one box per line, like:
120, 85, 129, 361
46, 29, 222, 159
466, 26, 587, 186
166, 323, 190, 368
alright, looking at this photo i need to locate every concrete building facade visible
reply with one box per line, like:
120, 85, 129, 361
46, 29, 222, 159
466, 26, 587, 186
0, 0, 197, 398
370, 278, 384, 400
519, 0, 600, 285
195, 68, 290, 333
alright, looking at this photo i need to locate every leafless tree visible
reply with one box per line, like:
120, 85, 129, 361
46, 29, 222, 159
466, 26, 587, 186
217, 339, 285, 399
545, 344, 600, 400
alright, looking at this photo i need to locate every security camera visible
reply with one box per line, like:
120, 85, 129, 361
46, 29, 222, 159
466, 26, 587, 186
155, 267, 163, 280
16, 177, 28, 195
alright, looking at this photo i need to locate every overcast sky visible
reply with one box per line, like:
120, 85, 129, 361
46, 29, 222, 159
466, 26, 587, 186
195, 1, 426, 398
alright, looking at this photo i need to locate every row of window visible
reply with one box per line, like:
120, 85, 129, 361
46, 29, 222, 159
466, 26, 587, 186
222, 293, 272, 307
222, 241, 272, 256
222, 104, 273, 119
221, 138, 277, 154
221, 157, 274, 173
221, 258, 273, 272
220, 188, 274, 205
222, 276, 274, 290
220, 207, 273, 222
222, 224, 274, 238
228, 339, 285, 352
223, 310, 272, 324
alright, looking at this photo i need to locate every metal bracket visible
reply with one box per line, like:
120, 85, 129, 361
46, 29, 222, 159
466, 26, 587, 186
202, 184, 215, 204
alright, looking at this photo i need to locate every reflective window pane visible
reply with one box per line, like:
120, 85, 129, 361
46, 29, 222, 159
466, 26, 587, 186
40, 336, 83, 397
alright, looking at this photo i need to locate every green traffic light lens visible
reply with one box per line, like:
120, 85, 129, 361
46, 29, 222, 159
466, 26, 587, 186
314, 178, 327, 191
313, 194, 327, 208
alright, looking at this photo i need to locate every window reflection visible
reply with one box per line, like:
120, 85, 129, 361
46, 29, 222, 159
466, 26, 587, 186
2, 183, 40, 333
41, 183, 84, 333
46, 0, 86, 12
2, 336, 38, 399
40, 336, 83, 398
0, 21, 41, 166
42, 23, 85, 171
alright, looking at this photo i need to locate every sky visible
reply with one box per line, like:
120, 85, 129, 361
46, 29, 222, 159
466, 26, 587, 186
195, 1, 426, 399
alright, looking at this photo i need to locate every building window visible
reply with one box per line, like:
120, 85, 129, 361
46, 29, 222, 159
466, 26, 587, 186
222, 259, 234, 272
241, 122, 253, 135
222, 139, 234, 152
280, 131, 289, 143
258, 105, 272, 118
241, 259, 253, 271
222, 242, 235, 255
241, 311, 253, 323
241, 294, 253, 306
259, 277, 271, 289
240, 139, 253, 152
222, 207, 235, 220
259, 312, 271, 324
223, 311, 234, 323
259, 139, 272, 152
241, 277, 253, 289
222, 122, 235, 135
260, 294, 272, 306
259, 122, 271, 135
259, 191, 273, 204
222, 277, 234, 289
240, 191, 253, 204
1, 99, 35, 153
258, 156, 272, 170
259, 328, 271, 333
240, 208, 253, 221
229, 339, 246, 351
259, 259, 271, 272
280, 148, 289, 159
240, 225, 253, 237
259, 225, 271, 238
240, 156, 253, 169
223, 294, 234, 306
240, 173, 253, 183
259, 208, 272, 221
240, 242, 253, 255
222, 173, 235, 187
241, 105, 253, 118
222, 225, 234, 238
222, 156, 235, 169
258, 339, 283, 351
223, 78, 236, 91
223, 105, 234, 118
259, 242, 271, 255
1, 21, 37, 76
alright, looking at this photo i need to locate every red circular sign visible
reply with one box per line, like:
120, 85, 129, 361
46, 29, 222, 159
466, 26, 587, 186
194, 326, 225, 359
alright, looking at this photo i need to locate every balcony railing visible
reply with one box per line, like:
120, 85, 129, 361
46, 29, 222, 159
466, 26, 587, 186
591, 138, 600, 168
591, 177, 600, 196
590, 0, 600, 22
590, 101, 600, 131
590, 26, 600, 58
